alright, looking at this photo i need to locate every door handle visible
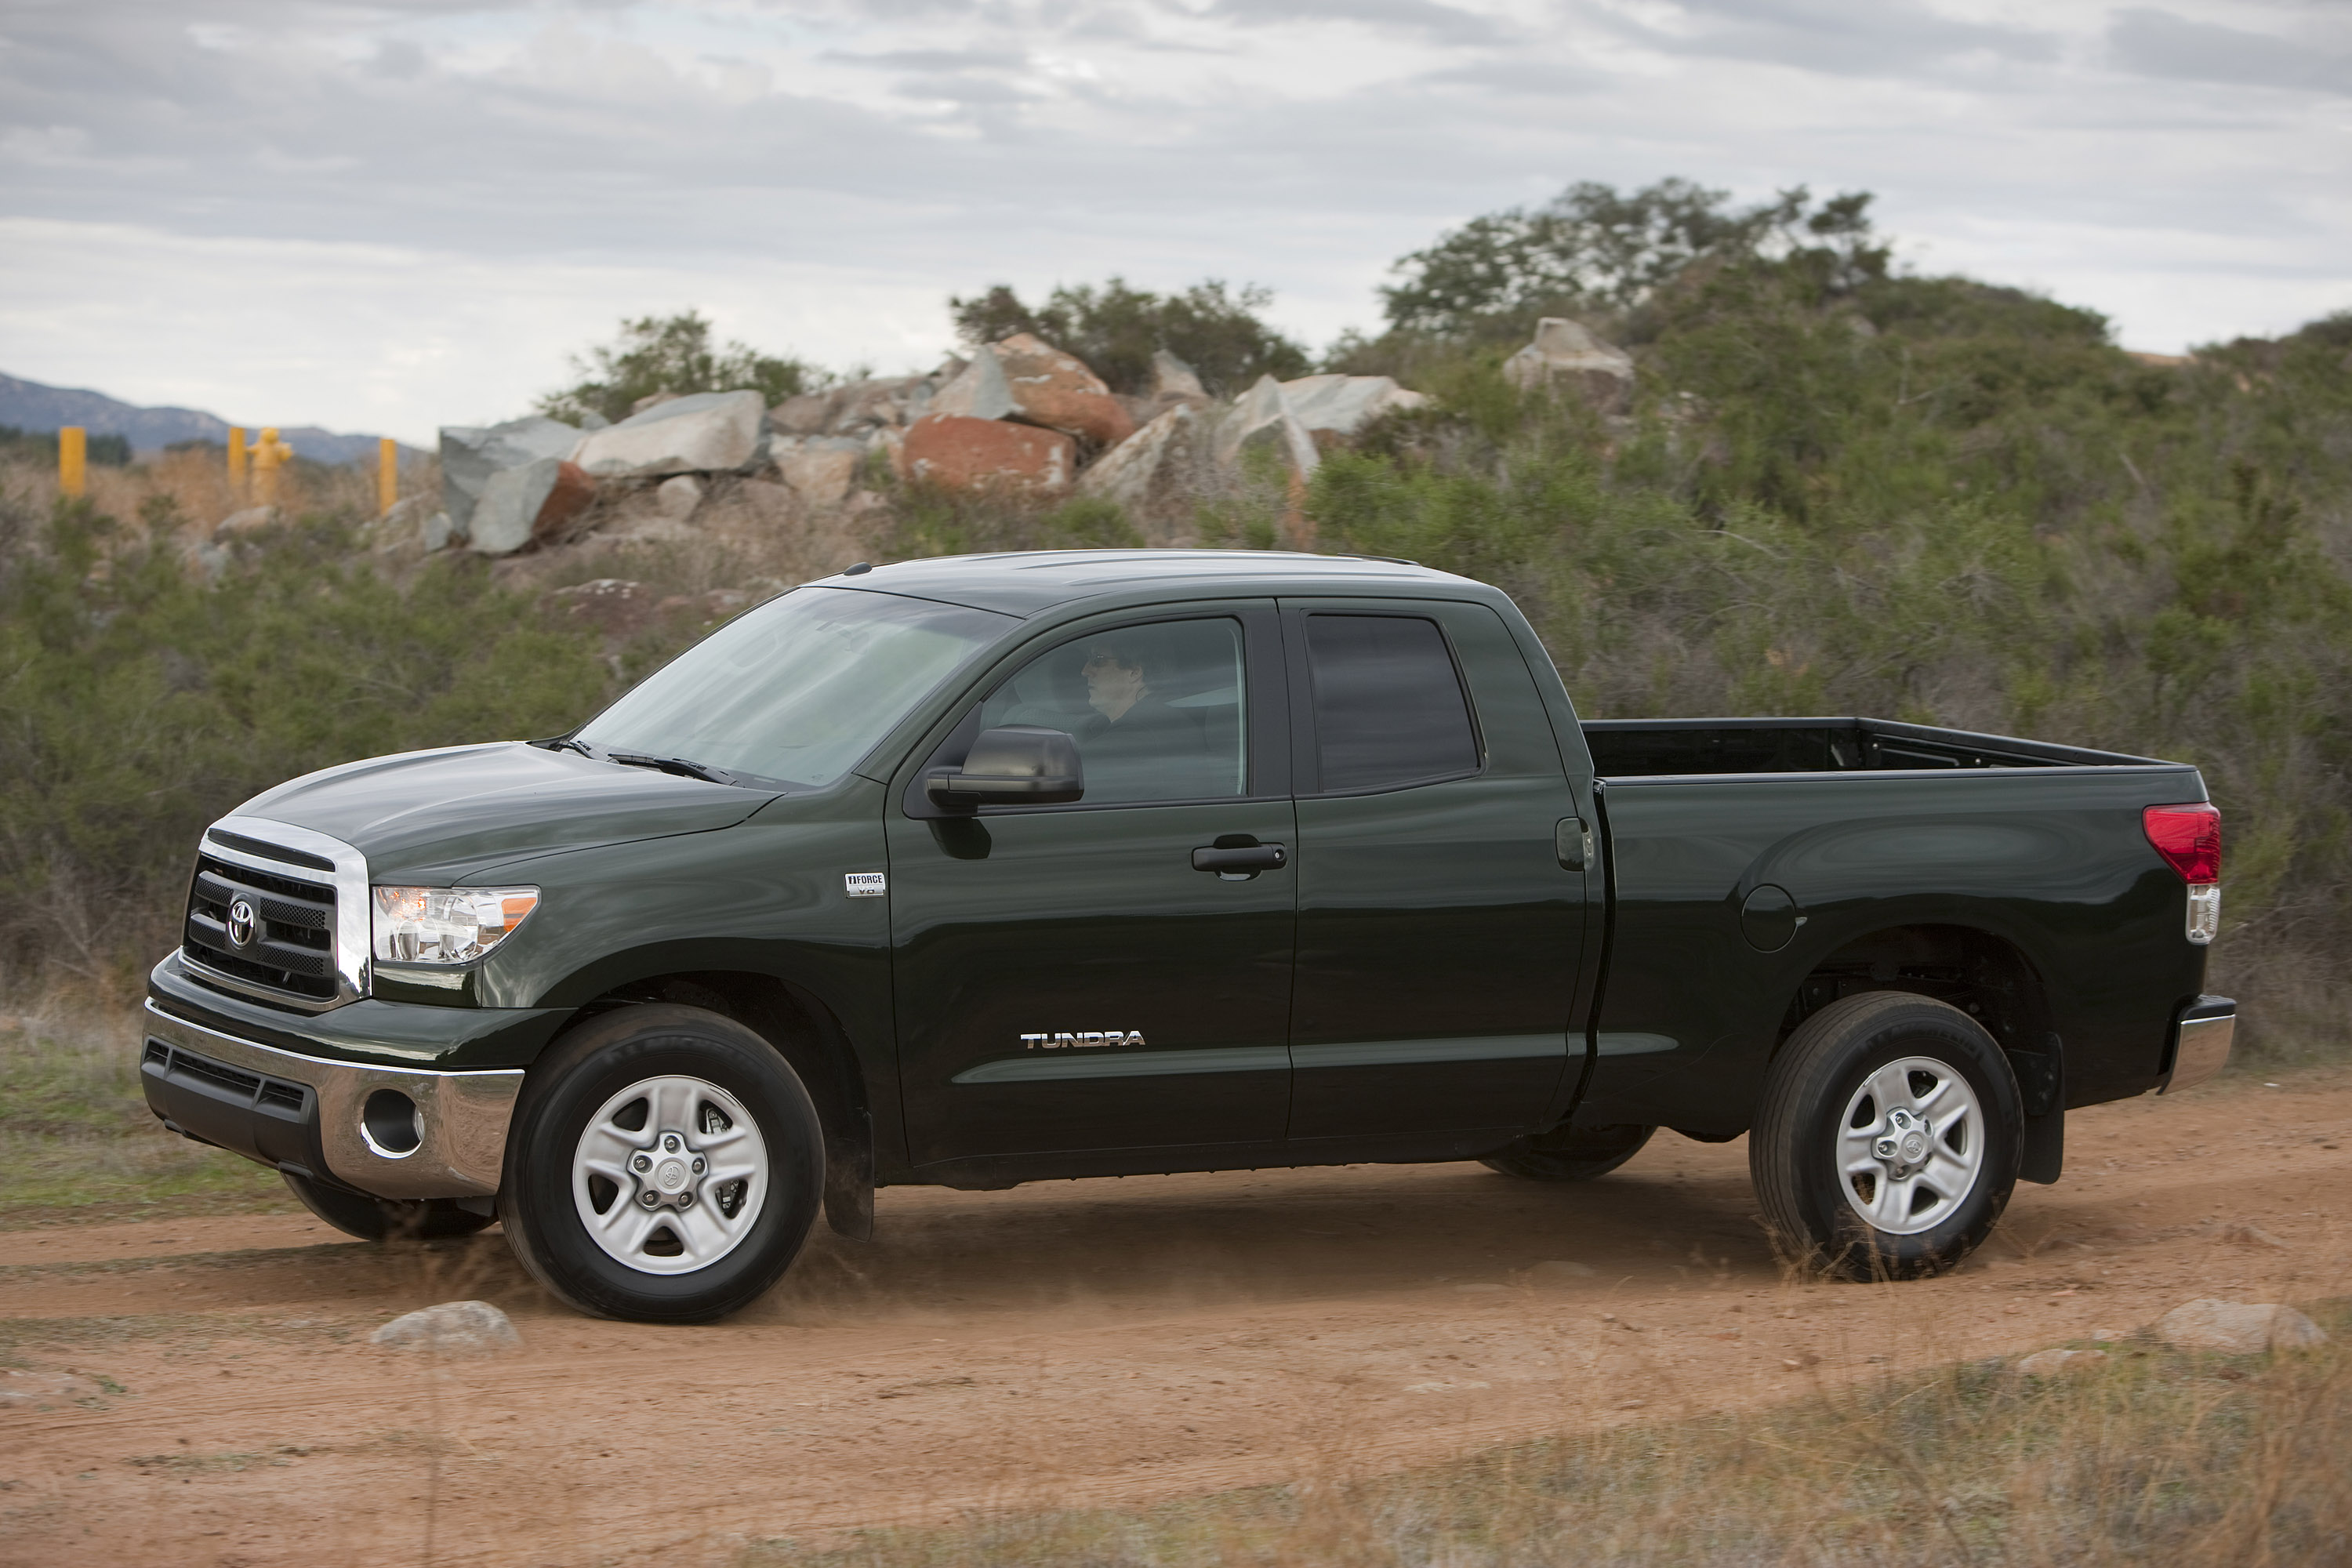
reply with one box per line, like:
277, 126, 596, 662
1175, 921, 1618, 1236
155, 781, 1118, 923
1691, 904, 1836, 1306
1192, 843, 1287, 873
1555, 816, 1595, 872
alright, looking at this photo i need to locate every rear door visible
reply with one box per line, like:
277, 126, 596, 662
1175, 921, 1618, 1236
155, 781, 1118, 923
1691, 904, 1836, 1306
888, 603, 1297, 1170
1281, 598, 1593, 1146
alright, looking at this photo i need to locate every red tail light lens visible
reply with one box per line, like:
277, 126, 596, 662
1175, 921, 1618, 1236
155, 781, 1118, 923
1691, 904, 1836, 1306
2143, 803, 2221, 883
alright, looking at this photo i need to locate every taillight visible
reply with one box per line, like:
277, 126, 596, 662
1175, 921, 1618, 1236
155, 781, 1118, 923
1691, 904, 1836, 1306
2143, 803, 2220, 882
2144, 803, 2220, 945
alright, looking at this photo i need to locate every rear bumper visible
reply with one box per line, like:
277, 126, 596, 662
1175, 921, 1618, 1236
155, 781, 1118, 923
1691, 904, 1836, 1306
140, 1000, 522, 1199
2160, 994, 2235, 1094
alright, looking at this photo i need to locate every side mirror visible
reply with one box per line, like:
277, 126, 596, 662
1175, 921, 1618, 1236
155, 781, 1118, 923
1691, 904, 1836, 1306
925, 726, 1084, 808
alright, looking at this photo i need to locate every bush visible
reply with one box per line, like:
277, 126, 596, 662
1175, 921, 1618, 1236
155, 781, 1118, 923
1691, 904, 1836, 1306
0, 494, 612, 988
539, 310, 826, 426
949, 278, 1311, 396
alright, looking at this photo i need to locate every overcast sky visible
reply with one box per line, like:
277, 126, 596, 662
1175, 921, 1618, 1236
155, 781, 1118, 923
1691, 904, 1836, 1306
2, 0, 2346, 445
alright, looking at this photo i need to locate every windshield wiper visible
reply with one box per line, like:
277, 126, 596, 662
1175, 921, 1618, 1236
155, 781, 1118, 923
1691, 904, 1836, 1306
537, 735, 594, 758
608, 751, 735, 786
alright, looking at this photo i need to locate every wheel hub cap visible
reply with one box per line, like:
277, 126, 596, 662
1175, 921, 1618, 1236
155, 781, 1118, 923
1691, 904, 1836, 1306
1837, 1056, 1986, 1237
572, 1075, 768, 1276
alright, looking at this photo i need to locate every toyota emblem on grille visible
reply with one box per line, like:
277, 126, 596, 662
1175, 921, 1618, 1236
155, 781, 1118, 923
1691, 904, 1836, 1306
226, 897, 259, 949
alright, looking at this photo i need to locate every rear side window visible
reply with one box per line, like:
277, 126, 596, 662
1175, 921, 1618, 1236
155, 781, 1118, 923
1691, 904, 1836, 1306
1305, 614, 1479, 792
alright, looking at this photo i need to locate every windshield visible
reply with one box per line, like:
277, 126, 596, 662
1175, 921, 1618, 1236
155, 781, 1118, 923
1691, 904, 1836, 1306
575, 587, 1013, 789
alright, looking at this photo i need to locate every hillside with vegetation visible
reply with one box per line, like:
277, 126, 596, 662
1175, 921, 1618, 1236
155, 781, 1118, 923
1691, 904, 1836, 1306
3, 180, 2349, 1049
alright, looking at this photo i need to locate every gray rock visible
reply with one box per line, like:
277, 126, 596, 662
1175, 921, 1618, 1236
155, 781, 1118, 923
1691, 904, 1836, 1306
1278, 374, 1428, 437
213, 505, 278, 540
1151, 350, 1208, 405
570, 390, 765, 478
928, 350, 1018, 423
2017, 1347, 2105, 1377
437, 416, 581, 533
654, 474, 703, 522
370, 1300, 521, 1357
422, 511, 455, 552
468, 457, 564, 555
768, 391, 837, 437
1217, 375, 1321, 477
1076, 403, 1200, 517
2154, 1298, 2328, 1355
1502, 318, 1636, 408
773, 435, 866, 508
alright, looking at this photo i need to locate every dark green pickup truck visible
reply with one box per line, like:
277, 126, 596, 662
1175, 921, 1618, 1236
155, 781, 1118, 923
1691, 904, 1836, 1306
142, 551, 2234, 1322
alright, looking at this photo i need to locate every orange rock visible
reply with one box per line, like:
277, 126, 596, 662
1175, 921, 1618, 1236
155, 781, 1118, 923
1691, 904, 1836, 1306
901, 414, 1075, 495
932, 333, 1135, 448
532, 460, 596, 543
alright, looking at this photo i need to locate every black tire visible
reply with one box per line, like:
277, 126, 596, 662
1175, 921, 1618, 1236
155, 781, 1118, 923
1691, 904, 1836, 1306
498, 1004, 823, 1323
1751, 991, 2022, 1280
1481, 1123, 1655, 1181
282, 1171, 494, 1242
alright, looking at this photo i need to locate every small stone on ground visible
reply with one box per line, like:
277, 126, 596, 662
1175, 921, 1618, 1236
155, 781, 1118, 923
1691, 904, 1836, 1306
371, 1300, 523, 1357
2017, 1347, 2106, 1377
2154, 1298, 2328, 1355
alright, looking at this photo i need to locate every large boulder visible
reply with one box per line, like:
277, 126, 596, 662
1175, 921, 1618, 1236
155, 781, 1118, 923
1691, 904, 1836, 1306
1217, 375, 1322, 477
1503, 318, 1635, 408
570, 390, 765, 477
772, 435, 866, 508
1076, 403, 1202, 521
1151, 349, 1209, 405
900, 414, 1074, 495
439, 415, 582, 534
468, 458, 593, 555
933, 333, 1134, 448
1277, 374, 1428, 440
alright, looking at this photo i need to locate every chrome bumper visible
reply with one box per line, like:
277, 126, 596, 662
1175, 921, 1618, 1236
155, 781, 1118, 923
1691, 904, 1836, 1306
2161, 994, 2236, 1094
142, 1000, 522, 1200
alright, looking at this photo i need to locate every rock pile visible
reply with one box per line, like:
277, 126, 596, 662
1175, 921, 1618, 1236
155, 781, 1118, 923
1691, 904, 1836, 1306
415, 321, 1617, 557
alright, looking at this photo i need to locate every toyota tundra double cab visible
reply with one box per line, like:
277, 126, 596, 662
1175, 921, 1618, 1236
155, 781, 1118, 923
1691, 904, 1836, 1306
141, 550, 2234, 1322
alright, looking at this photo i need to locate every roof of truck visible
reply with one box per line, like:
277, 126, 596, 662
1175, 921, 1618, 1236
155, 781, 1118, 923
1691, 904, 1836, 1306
808, 549, 1487, 618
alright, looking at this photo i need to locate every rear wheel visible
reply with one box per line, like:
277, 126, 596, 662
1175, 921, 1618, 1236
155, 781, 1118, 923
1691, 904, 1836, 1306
1481, 1123, 1655, 1181
282, 1171, 493, 1241
1751, 991, 2020, 1279
499, 1004, 823, 1323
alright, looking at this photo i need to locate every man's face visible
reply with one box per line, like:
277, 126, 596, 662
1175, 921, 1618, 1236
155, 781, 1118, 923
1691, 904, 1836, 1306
1082, 644, 1146, 719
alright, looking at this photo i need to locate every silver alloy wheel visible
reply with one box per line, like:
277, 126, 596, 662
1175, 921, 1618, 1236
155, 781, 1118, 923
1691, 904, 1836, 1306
572, 1075, 768, 1275
1836, 1055, 1985, 1236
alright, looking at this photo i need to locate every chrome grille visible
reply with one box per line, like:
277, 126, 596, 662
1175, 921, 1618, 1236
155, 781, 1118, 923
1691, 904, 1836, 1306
179, 818, 368, 1011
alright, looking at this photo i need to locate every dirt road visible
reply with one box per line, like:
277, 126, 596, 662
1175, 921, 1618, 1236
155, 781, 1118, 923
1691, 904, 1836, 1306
2, 1069, 2346, 1566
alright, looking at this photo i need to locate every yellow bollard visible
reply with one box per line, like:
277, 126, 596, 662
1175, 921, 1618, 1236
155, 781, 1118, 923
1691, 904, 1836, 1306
227, 425, 247, 497
379, 437, 398, 514
58, 426, 86, 499
248, 427, 293, 506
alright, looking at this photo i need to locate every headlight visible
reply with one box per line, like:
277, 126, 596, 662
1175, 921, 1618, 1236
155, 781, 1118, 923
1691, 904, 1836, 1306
372, 886, 539, 964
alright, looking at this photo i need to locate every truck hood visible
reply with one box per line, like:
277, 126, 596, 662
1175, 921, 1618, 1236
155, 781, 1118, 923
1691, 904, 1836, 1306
234, 742, 776, 881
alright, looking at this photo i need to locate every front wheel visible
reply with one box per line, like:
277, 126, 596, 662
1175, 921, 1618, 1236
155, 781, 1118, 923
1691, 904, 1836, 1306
1750, 991, 2021, 1280
499, 1004, 823, 1323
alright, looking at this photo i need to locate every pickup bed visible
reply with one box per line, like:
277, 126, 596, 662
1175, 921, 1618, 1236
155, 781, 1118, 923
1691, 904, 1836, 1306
141, 551, 2234, 1322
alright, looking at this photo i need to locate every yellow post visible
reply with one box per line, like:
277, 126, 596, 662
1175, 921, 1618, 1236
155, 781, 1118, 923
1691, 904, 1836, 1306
249, 427, 293, 506
379, 437, 398, 514
58, 426, 86, 498
227, 425, 247, 497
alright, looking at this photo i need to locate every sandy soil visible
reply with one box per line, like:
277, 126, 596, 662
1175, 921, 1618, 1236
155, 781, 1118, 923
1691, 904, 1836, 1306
1, 1069, 2346, 1566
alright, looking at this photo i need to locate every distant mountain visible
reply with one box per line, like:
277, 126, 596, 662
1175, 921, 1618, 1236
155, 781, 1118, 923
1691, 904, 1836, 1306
0, 372, 419, 466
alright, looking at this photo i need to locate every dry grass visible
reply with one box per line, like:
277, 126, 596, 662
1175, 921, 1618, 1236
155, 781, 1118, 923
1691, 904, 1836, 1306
743, 1305, 2352, 1567
0, 1001, 292, 1220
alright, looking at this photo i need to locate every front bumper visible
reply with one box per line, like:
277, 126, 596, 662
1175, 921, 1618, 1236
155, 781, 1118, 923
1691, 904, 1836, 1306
141, 1000, 523, 1200
2160, 993, 2236, 1094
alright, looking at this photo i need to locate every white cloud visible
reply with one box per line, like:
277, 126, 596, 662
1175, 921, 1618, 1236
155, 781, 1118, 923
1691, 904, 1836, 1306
0, 0, 2344, 441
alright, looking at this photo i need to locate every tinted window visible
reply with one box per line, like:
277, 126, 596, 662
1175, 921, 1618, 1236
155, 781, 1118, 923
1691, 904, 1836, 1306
1305, 615, 1479, 792
975, 619, 1247, 805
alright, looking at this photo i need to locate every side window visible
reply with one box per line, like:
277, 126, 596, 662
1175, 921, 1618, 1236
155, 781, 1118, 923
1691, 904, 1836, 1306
1305, 614, 1479, 792
976, 618, 1247, 805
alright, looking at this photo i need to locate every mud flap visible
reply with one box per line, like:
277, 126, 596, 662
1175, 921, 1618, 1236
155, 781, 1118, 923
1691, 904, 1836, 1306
2008, 1035, 2064, 1185
823, 1109, 874, 1240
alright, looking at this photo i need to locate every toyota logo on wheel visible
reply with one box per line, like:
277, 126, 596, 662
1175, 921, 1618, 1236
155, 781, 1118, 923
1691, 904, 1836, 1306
226, 897, 259, 949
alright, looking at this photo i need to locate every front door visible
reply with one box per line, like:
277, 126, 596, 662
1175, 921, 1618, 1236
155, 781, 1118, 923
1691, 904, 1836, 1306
1282, 599, 1595, 1145
890, 604, 1296, 1171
